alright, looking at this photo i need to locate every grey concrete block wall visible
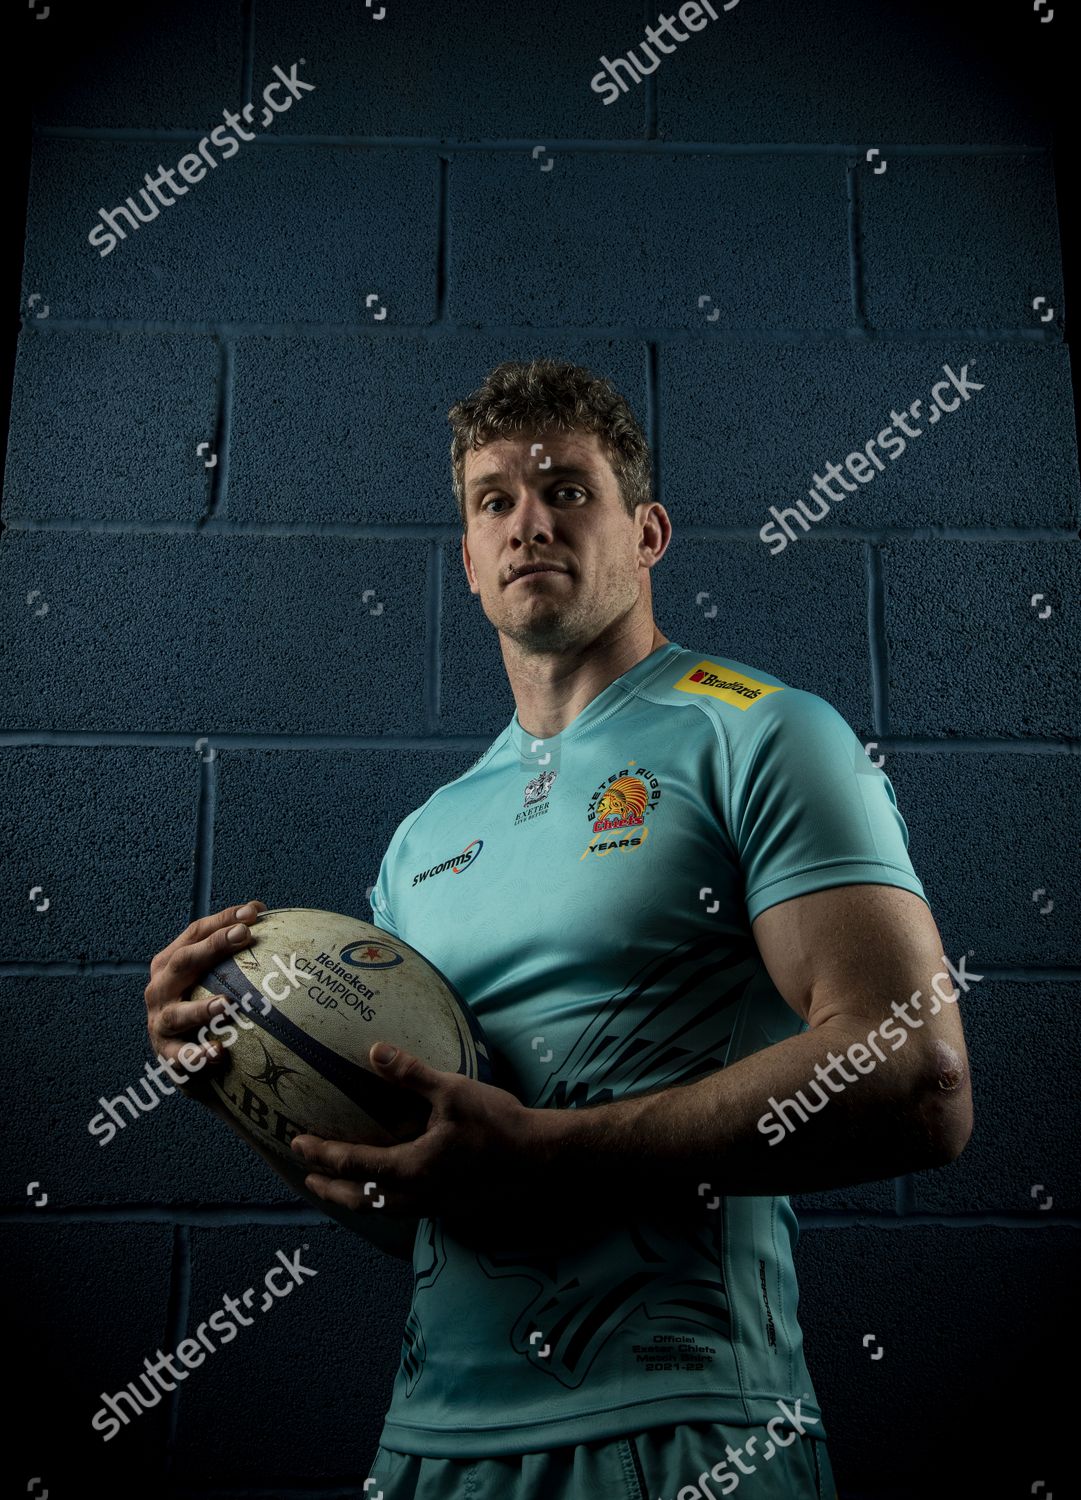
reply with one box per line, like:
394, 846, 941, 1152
2, 0, 1077, 1495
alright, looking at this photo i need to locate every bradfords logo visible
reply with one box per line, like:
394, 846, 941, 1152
581, 762, 661, 860
339, 940, 404, 970
673, 660, 784, 710
411, 838, 484, 887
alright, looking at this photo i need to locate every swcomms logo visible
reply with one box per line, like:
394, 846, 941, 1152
410, 838, 484, 887
673, 661, 784, 710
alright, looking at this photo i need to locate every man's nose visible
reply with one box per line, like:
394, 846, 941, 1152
509, 490, 554, 541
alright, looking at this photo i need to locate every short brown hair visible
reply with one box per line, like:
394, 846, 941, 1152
448, 357, 653, 529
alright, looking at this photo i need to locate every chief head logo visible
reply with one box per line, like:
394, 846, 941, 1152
593, 776, 648, 832
581, 762, 661, 860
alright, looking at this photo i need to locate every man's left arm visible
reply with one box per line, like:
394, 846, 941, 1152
534, 881, 973, 1211
294, 882, 973, 1242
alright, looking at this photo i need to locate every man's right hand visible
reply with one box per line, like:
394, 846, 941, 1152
144, 900, 268, 1075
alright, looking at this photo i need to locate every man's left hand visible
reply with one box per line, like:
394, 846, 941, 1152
291, 1041, 581, 1248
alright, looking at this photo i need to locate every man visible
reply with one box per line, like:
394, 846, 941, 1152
145, 358, 971, 1500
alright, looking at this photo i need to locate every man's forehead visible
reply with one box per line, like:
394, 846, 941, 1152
464, 429, 607, 485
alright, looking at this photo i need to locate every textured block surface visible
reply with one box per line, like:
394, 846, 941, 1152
5, 0, 1074, 1490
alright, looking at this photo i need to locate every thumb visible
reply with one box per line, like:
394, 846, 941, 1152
369, 1041, 442, 1095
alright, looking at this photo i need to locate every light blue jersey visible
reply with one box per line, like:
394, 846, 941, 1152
370, 641, 928, 1457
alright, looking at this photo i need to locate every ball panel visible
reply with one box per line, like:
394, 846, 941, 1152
210, 907, 491, 1083
188, 906, 492, 1260
205, 950, 432, 1141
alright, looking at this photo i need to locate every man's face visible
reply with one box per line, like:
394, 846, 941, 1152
460, 429, 654, 652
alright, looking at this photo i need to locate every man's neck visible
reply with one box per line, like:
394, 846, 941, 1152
505, 624, 671, 741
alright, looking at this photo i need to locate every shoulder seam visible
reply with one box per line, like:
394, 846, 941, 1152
447, 722, 513, 789
629, 681, 739, 857
377, 799, 429, 932
695, 696, 737, 860
564, 646, 685, 741
378, 725, 510, 925
390, 722, 512, 837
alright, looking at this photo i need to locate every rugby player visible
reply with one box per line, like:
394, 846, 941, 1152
145, 357, 972, 1500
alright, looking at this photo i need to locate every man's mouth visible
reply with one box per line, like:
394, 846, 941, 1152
508, 564, 568, 584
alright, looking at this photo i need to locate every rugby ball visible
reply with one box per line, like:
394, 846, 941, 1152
189, 906, 493, 1258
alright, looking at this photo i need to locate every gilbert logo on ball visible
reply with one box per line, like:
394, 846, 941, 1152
190, 907, 493, 1257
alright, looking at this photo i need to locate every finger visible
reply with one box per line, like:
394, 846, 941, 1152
156, 990, 235, 1042
150, 1033, 227, 1078
368, 1042, 448, 1099
291, 1133, 411, 1181
145, 902, 266, 1033
162, 915, 260, 992
151, 985, 252, 1070
147, 925, 260, 1050
303, 1172, 406, 1217
149, 899, 268, 979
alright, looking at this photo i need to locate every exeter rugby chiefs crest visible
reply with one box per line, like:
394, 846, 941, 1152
580, 760, 661, 860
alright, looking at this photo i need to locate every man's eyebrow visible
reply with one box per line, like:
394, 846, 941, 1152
466, 464, 598, 497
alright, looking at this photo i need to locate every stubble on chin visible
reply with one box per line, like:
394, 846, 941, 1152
500, 601, 582, 654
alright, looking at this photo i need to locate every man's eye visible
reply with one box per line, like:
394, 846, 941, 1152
481, 488, 585, 513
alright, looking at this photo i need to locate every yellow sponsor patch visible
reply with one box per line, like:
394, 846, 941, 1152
673, 661, 784, 710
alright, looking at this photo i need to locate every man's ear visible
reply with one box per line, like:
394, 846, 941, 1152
461, 531, 479, 594
637, 501, 672, 567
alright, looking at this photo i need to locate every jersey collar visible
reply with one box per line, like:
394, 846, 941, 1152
509, 641, 685, 745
